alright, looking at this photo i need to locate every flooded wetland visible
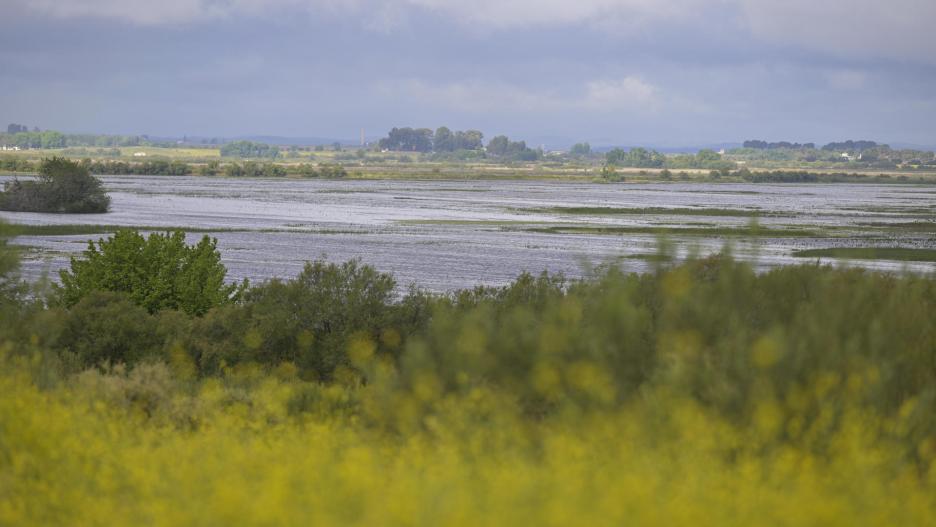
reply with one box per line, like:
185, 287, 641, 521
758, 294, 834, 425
2, 175, 934, 291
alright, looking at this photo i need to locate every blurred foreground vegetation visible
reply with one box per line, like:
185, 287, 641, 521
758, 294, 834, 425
1, 228, 935, 525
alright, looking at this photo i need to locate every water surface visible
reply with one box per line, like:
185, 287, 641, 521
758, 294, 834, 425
2, 176, 933, 291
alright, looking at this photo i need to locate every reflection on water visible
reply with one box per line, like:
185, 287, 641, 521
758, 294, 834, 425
2, 175, 934, 292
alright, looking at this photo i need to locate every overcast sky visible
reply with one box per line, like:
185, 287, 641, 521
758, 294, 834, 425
1, 0, 934, 147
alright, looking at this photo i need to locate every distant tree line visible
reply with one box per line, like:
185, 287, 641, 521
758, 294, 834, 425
83, 159, 193, 176
820, 140, 881, 152
219, 141, 280, 159
742, 139, 884, 152
665, 149, 735, 170
6, 123, 36, 134
605, 147, 665, 168
0, 157, 350, 179
485, 135, 541, 161
377, 127, 543, 161
378, 127, 484, 153
204, 161, 346, 178
569, 143, 592, 156
743, 140, 816, 150
2, 125, 146, 149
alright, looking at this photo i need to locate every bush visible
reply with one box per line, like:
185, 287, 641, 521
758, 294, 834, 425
58, 229, 245, 316
0, 157, 109, 213
190, 259, 419, 381
54, 291, 161, 368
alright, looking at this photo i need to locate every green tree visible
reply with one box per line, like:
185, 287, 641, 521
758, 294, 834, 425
696, 149, 721, 163
58, 229, 245, 316
454, 130, 484, 150
379, 128, 433, 152
0, 157, 110, 213
570, 142, 591, 156
433, 127, 455, 152
605, 147, 664, 168
192, 259, 406, 380
55, 291, 161, 368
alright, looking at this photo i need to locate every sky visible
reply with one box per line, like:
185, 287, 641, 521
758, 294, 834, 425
1, 0, 934, 148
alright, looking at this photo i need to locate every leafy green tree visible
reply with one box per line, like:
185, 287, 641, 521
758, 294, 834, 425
454, 130, 484, 150
570, 142, 591, 156
433, 127, 455, 152
0, 157, 110, 213
58, 229, 245, 316
486, 135, 510, 156
605, 147, 664, 168
696, 149, 721, 163
379, 127, 434, 152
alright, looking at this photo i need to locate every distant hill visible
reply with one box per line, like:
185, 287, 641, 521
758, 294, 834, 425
234, 136, 359, 146
889, 142, 936, 152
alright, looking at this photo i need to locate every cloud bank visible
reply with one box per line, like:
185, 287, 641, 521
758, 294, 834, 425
11, 0, 936, 63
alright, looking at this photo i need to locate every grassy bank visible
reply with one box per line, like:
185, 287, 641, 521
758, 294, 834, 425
793, 247, 936, 262
526, 225, 823, 237
531, 206, 773, 217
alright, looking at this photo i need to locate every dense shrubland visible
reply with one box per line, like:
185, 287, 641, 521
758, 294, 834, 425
1, 227, 935, 525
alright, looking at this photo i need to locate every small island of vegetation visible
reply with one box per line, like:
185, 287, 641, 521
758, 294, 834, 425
0, 157, 110, 213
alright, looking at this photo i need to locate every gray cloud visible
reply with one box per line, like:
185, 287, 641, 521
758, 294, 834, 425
1, 0, 934, 145
11, 0, 936, 64
739, 0, 936, 64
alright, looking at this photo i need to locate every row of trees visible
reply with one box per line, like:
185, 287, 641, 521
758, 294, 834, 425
6, 123, 37, 134
743, 140, 816, 150
219, 140, 280, 159
378, 127, 485, 153
485, 135, 541, 161
0, 157, 350, 179
743, 139, 882, 152
2, 126, 146, 149
200, 161, 346, 178
85, 159, 192, 176
605, 147, 666, 168
377, 127, 543, 161
821, 140, 880, 152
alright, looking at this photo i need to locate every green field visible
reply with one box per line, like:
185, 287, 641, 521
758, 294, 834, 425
3, 145, 936, 183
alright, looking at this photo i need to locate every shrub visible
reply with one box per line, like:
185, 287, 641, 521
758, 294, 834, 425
192, 259, 407, 381
55, 291, 160, 368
